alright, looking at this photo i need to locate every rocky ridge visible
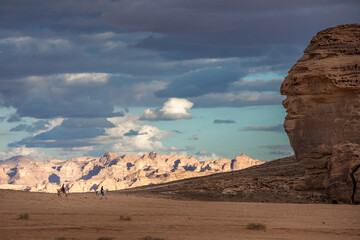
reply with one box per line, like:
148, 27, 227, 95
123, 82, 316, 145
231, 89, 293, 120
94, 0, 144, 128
281, 24, 360, 203
0, 152, 263, 193
119, 156, 328, 204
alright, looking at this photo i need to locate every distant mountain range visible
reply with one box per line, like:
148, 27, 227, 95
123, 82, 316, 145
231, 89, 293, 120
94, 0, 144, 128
0, 152, 263, 193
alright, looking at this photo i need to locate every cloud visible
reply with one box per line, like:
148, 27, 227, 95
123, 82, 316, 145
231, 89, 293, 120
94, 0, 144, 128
0, 1, 358, 80
239, 124, 284, 132
9, 127, 107, 149
231, 78, 283, 92
10, 124, 32, 132
97, 114, 170, 154
10, 118, 64, 135
155, 68, 241, 98
1, 0, 359, 160
6, 114, 171, 156
1, 1, 357, 115
60, 118, 115, 129
213, 119, 236, 124
0, 73, 127, 119
1, 0, 358, 36
63, 73, 109, 84
7, 114, 22, 122
134, 34, 269, 60
8, 118, 109, 148
140, 98, 193, 121
191, 91, 285, 107
124, 130, 141, 136
195, 151, 219, 162
0, 146, 52, 161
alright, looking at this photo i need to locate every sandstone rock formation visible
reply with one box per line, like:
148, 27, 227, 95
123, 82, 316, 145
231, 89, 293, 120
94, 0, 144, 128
281, 24, 360, 204
0, 152, 263, 193
121, 156, 328, 204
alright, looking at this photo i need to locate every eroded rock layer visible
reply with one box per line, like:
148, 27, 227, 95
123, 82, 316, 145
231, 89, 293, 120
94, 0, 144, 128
281, 24, 360, 203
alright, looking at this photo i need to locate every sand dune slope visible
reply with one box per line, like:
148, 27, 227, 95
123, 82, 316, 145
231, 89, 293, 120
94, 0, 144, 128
0, 190, 359, 240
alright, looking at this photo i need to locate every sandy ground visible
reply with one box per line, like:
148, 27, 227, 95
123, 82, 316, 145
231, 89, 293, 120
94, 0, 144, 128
0, 190, 359, 240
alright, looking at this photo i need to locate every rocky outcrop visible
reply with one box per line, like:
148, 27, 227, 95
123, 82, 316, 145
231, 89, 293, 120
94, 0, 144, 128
121, 156, 329, 204
0, 152, 263, 193
281, 24, 360, 203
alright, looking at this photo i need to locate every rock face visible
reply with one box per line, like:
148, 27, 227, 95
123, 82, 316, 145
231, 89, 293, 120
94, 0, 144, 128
121, 156, 329, 204
281, 24, 360, 203
0, 152, 263, 193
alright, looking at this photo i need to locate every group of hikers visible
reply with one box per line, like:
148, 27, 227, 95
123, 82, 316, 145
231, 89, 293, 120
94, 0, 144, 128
59, 184, 106, 198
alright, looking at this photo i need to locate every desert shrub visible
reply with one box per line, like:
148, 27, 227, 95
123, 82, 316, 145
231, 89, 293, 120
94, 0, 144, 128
119, 215, 132, 221
18, 213, 30, 220
141, 236, 166, 240
97, 238, 113, 240
247, 222, 266, 231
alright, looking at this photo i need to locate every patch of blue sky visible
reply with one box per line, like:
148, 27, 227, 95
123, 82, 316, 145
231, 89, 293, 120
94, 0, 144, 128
242, 72, 286, 80
0, 107, 29, 150
131, 105, 290, 161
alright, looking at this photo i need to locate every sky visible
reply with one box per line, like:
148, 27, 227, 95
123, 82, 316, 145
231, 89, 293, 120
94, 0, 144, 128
0, 0, 359, 161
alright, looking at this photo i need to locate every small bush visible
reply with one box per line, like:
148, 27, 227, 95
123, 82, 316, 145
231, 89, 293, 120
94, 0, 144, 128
119, 215, 132, 221
18, 213, 30, 220
247, 223, 266, 231
141, 236, 165, 240
97, 238, 113, 240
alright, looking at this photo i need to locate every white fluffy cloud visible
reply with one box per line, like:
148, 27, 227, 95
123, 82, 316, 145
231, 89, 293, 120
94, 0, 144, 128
140, 98, 194, 121
25, 73, 110, 85
87, 114, 171, 155
0, 146, 52, 161
64, 73, 109, 84
195, 151, 219, 162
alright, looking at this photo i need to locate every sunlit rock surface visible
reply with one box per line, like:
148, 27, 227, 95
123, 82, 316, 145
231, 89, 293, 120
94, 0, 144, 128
0, 152, 263, 193
281, 24, 360, 203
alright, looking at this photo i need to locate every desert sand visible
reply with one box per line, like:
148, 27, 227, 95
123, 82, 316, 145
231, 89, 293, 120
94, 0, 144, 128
0, 189, 359, 240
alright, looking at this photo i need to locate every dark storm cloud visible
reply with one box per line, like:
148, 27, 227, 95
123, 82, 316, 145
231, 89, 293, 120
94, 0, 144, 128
9, 125, 106, 148
60, 118, 115, 129
0, 0, 359, 119
34, 127, 105, 140
155, 68, 241, 98
9, 138, 98, 149
8, 117, 115, 148
239, 124, 284, 132
213, 119, 236, 124
10, 119, 61, 133
2, 0, 357, 34
130, 1, 359, 59
232, 79, 284, 92
0, 74, 129, 119
134, 34, 269, 60
102, 0, 360, 38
